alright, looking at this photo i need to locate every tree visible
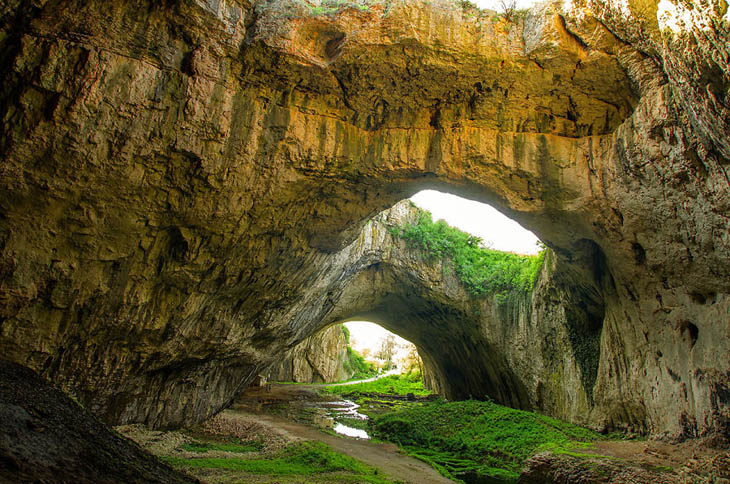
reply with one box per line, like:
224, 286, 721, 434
402, 343, 423, 377
376, 335, 396, 370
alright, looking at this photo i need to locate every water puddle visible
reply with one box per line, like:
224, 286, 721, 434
333, 423, 369, 439
307, 399, 370, 439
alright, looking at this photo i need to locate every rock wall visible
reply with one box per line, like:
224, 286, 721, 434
265, 324, 351, 383
0, 0, 728, 438
0, 359, 197, 484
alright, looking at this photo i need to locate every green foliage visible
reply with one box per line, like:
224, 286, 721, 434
390, 210, 546, 300
166, 441, 397, 483
322, 374, 432, 397
369, 399, 603, 482
180, 441, 263, 453
457, 0, 479, 11
340, 324, 351, 344
342, 346, 378, 380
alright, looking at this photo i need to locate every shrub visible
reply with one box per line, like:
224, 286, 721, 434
389, 209, 545, 300
343, 346, 377, 380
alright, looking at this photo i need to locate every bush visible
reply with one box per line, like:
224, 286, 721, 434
390, 210, 545, 300
342, 346, 377, 380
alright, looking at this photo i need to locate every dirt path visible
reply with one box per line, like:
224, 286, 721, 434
235, 384, 454, 484
307, 369, 400, 387
233, 409, 453, 484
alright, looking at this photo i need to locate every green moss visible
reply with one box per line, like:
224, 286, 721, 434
368, 399, 604, 483
307, 0, 370, 16
179, 441, 263, 453
166, 441, 397, 483
390, 209, 545, 299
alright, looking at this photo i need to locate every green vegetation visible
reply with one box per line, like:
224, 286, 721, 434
390, 208, 545, 300
166, 440, 397, 483
340, 323, 378, 380
368, 399, 604, 483
322, 373, 432, 397
180, 441, 263, 453
343, 346, 378, 380
307, 0, 370, 16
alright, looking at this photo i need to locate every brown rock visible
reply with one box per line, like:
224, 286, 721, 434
266, 324, 352, 383
0, 0, 727, 440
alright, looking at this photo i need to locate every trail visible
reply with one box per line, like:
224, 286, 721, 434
234, 383, 455, 484
307, 369, 400, 387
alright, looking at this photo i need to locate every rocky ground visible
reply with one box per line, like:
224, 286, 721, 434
0, 359, 197, 484
119, 383, 449, 484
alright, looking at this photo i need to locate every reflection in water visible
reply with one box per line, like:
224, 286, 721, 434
333, 423, 369, 439
308, 398, 370, 439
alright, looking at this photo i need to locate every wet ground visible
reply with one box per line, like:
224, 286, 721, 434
230, 382, 453, 483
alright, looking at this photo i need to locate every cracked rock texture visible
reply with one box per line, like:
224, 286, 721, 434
265, 324, 351, 383
0, 0, 728, 440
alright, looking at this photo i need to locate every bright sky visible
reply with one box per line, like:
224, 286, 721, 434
410, 190, 541, 255
346, 321, 409, 352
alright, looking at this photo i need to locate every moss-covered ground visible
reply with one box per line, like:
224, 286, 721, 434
367, 399, 605, 483
322, 375, 608, 483
164, 440, 399, 483
320, 373, 432, 398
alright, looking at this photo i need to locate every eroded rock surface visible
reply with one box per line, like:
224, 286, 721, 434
266, 324, 351, 383
0, 0, 728, 439
0, 359, 198, 484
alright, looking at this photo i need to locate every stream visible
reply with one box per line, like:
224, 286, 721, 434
307, 399, 370, 439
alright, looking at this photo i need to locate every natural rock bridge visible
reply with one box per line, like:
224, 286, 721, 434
1, 0, 728, 442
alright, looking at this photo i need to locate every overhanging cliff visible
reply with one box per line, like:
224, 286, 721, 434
0, 0, 728, 438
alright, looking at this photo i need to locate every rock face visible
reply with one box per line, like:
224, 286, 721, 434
0, 0, 728, 440
0, 359, 198, 484
266, 324, 351, 383
517, 452, 681, 484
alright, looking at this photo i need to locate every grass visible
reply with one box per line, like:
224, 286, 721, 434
390, 207, 545, 300
166, 440, 399, 483
180, 441, 263, 453
368, 399, 605, 483
320, 374, 432, 398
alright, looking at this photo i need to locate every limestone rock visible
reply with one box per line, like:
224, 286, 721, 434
518, 452, 682, 484
0, 359, 198, 484
266, 324, 351, 383
0, 0, 728, 440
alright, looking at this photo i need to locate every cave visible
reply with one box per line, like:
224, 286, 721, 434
1, 0, 729, 478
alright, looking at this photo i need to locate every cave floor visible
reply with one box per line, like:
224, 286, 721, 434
118, 383, 452, 484
117, 383, 729, 484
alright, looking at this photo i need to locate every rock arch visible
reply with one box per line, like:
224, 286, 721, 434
0, 0, 728, 438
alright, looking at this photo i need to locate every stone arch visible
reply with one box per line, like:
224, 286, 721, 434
0, 0, 728, 440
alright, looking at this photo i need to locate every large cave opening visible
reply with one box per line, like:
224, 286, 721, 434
292, 191, 585, 412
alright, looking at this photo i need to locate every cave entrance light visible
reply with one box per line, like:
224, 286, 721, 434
409, 190, 541, 255
343, 321, 422, 375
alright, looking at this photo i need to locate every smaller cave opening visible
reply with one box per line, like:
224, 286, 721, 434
342, 321, 424, 379
264, 321, 425, 386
